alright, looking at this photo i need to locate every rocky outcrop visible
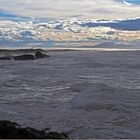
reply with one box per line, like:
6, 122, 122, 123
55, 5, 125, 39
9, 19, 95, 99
35, 51, 50, 59
0, 51, 49, 61
13, 54, 35, 60
0, 57, 12, 60
0, 120, 68, 139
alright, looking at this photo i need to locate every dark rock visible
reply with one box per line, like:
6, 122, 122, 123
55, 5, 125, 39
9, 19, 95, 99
13, 54, 35, 60
0, 57, 12, 60
0, 51, 50, 61
0, 120, 69, 139
35, 51, 49, 59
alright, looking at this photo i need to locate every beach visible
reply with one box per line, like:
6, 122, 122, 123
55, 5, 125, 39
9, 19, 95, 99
0, 49, 140, 138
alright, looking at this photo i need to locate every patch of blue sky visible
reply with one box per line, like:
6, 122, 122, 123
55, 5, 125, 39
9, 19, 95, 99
116, 0, 140, 5
0, 10, 30, 21
0, 10, 50, 23
125, 0, 140, 5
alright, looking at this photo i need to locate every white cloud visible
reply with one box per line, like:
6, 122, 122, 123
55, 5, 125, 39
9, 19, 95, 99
0, 0, 140, 19
0, 19, 140, 42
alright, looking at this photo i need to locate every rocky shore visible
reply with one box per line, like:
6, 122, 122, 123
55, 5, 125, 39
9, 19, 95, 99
0, 120, 68, 139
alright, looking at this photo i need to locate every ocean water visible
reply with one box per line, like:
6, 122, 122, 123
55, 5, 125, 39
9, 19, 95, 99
0, 50, 140, 138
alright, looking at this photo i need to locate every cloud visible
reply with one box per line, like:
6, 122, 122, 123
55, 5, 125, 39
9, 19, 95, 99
123, 1, 132, 6
0, 0, 140, 20
0, 19, 140, 42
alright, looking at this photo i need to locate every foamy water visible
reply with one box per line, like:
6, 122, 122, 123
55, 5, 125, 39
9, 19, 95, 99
0, 50, 140, 138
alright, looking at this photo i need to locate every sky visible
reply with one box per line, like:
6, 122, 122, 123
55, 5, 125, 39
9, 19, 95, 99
0, 0, 140, 48
0, 0, 140, 20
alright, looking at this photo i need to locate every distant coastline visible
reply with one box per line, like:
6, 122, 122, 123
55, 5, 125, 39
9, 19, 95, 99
0, 47, 140, 58
0, 47, 140, 52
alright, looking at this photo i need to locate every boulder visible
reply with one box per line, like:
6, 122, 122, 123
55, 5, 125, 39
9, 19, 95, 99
35, 51, 49, 59
0, 120, 68, 139
13, 54, 35, 60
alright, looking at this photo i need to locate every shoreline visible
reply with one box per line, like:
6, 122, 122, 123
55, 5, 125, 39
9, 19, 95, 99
0, 47, 140, 52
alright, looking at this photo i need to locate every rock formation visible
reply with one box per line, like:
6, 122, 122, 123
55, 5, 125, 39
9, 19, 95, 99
35, 51, 49, 59
0, 120, 68, 139
0, 57, 12, 60
13, 54, 35, 60
0, 51, 50, 61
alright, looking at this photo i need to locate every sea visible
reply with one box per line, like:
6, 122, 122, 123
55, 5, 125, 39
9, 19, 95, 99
0, 50, 140, 138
